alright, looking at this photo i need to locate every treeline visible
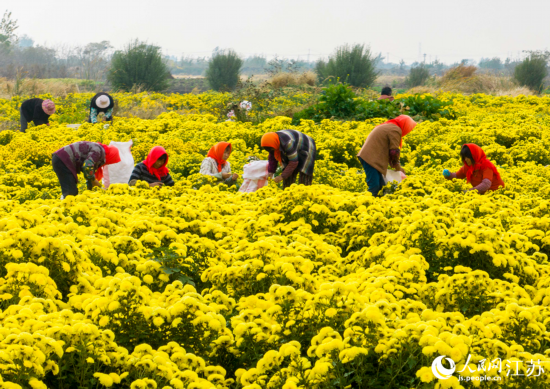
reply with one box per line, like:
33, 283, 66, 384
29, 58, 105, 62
1, 11, 548, 94
0, 40, 112, 80
377, 57, 524, 77
168, 53, 316, 76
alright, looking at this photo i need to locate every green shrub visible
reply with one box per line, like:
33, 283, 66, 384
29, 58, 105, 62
206, 50, 243, 91
316, 44, 379, 88
108, 40, 170, 92
514, 54, 548, 93
292, 83, 454, 124
406, 64, 430, 87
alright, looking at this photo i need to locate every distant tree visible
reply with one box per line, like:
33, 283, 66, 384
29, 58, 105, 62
0, 11, 18, 49
479, 57, 503, 72
406, 64, 430, 87
316, 44, 379, 87
205, 49, 243, 91
108, 40, 170, 91
426, 59, 447, 76
392, 59, 407, 76
18, 34, 33, 48
169, 56, 209, 76
266, 56, 302, 75
240, 56, 267, 76
514, 52, 549, 93
372, 52, 384, 68
77, 41, 112, 80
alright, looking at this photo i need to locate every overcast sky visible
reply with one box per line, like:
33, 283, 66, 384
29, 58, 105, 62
8, 0, 550, 64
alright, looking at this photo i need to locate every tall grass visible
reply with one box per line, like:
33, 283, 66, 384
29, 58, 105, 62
316, 44, 378, 88
0, 77, 100, 98
108, 40, 171, 92
406, 66, 532, 96
269, 71, 317, 88
406, 65, 430, 87
206, 50, 243, 91
514, 54, 548, 93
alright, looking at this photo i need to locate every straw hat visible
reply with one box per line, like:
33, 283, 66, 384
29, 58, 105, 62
96, 95, 110, 109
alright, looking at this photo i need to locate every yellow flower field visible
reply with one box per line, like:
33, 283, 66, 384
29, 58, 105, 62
1, 92, 550, 388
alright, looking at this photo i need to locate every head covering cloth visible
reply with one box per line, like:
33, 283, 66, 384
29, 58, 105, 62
206, 142, 231, 173
260, 133, 282, 163
42, 99, 56, 115
143, 146, 170, 179
382, 115, 417, 148
462, 143, 502, 184
95, 144, 121, 180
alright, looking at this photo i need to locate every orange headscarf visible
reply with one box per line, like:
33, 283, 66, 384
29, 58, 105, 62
207, 142, 231, 172
462, 144, 502, 184
261, 132, 282, 163
383, 115, 417, 147
144, 146, 170, 179
95, 144, 121, 180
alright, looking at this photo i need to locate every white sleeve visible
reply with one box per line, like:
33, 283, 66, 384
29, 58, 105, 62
200, 158, 223, 178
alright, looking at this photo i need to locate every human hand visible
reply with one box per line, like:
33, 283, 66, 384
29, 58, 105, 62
273, 176, 283, 183
92, 179, 101, 187
231, 173, 239, 180
149, 182, 163, 187
222, 173, 232, 179
443, 169, 451, 178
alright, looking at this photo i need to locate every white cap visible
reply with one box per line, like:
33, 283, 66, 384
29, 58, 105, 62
96, 95, 110, 109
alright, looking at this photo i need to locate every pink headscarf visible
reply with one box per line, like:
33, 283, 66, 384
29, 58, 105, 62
42, 100, 56, 115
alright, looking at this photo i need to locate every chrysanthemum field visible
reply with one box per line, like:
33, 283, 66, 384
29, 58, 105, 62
1, 92, 550, 389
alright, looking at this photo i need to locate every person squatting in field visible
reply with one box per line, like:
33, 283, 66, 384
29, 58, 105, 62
129, 146, 175, 187
357, 115, 417, 197
261, 130, 317, 189
88, 92, 115, 124
443, 144, 505, 193
52, 141, 121, 198
200, 142, 239, 187
378, 86, 394, 102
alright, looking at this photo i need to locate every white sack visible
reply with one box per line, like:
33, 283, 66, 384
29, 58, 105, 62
385, 169, 403, 184
239, 160, 269, 193
103, 140, 134, 189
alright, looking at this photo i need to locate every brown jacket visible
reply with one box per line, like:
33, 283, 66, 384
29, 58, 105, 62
357, 123, 402, 175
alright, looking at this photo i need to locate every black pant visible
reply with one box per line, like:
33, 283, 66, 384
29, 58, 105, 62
52, 154, 78, 198
20, 107, 28, 132
283, 171, 313, 189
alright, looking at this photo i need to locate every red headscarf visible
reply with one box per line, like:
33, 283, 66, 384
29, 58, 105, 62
383, 115, 417, 148
260, 133, 282, 163
207, 142, 231, 172
95, 144, 121, 180
462, 144, 502, 184
143, 146, 170, 179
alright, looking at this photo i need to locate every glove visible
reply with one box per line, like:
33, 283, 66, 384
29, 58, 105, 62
443, 169, 451, 178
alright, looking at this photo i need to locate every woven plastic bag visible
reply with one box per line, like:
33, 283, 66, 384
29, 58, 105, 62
103, 140, 134, 189
239, 160, 269, 193
385, 169, 406, 184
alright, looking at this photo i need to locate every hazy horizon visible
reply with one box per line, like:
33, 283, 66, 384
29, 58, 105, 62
7, 0, 550, 64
